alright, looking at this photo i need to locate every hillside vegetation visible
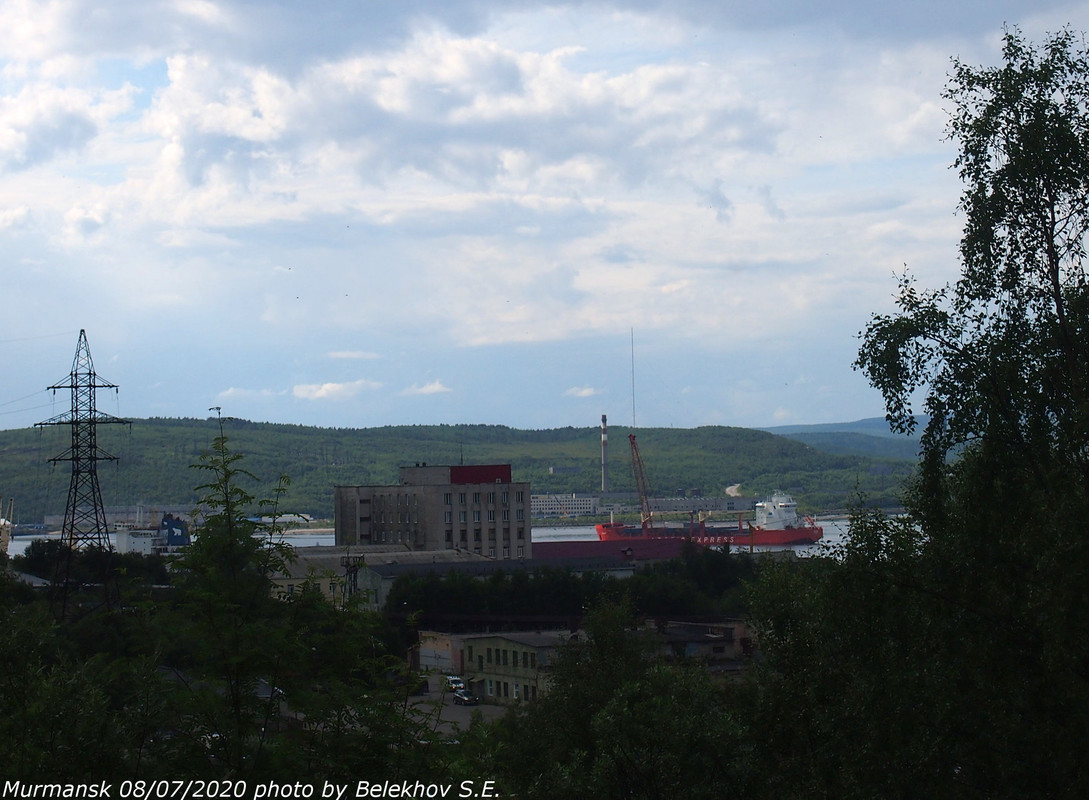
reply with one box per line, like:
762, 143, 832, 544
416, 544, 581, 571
0, 417, 915, 523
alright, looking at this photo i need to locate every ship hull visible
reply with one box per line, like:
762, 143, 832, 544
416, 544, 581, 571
595, 522, 822, 547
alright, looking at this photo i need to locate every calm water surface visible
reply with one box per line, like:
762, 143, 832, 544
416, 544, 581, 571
7, 518, 851, 558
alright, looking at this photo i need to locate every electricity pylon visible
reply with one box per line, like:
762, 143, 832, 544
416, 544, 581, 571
37, 329, 129, 554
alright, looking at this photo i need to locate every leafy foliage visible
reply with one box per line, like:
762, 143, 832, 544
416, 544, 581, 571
482, 603, 754, 800
857, 27, 1089, 476
749, 27, 1089, 799
383, 544, 759, 635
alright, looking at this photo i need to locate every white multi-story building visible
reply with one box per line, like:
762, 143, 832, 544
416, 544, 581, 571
529, 493, 600, 517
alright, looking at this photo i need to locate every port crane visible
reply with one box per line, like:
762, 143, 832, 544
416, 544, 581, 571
628, 434, 655, 534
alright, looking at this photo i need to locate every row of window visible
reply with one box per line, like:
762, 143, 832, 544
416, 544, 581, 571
445, 528, 526, 541
445, 509, 524, 523
467, 644, 537, 670
486, 679, 537, 701
370, 494, 418, 506
443, 491, 525, 506
374, 512, 418, 524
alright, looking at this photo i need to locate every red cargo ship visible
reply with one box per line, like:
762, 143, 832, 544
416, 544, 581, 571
595, 492, 823, 548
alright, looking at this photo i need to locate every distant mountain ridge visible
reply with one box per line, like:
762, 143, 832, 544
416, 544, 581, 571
760, 417, 922, 461
761, 416, 919, 439
0, 417, 918, 522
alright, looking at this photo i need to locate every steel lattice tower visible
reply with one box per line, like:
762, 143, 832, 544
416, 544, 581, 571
37, 329, 129, 551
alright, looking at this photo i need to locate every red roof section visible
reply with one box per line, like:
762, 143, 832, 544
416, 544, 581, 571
449, 464, 513, 484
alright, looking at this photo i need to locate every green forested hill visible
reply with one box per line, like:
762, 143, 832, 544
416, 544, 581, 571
0, 417, 915, 523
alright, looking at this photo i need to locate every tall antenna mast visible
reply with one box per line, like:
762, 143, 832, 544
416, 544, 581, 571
36, 330, 129, 552
630, 328, 636, 428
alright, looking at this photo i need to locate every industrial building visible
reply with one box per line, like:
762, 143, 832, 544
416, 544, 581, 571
529, 493, 600, 517
334, 464, 531, 559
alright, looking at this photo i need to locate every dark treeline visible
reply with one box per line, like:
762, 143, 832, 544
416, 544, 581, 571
384, 543, 757, 634
0, 416, 914, 523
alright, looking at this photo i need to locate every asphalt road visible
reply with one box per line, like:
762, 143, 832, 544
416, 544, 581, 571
412, 676, 509, 736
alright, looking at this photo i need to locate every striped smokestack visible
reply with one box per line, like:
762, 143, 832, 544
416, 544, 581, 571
601, 414, 609, 493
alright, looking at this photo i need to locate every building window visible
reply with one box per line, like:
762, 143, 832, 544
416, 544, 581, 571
487, 679, 494, 696
502, 510, 510, 522
444, 493, 452, 505
459, 511, 467, 523
459, 492, 466, 504
487, 491, 495, 504
473, 510, 481, 522
473, 492, 480, 504
502, 649, 509, 666
516, 509, 524, 521
517, 546, 525, 557
502, 491, 509, 505
487, 648, 492, 664
513, 683, 520, 700
516, 491, 524, 503
488, 510, 495, 522
522, 652, 528, 668
444, 511, 452, 524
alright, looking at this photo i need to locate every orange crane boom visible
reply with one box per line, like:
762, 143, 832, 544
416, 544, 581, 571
628, 434, 654, 534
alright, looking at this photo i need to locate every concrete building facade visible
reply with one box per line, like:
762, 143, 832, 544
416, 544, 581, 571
335, 464, 531, 560
460, 630, 567, 704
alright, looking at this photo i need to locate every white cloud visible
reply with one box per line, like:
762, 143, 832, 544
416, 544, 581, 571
293, 379, 381, 400
0, 205, 29, 228
401, 380, 452, 395
565, 386, 600, 397
173, 0, 233, 28
0, 0, 1069, 432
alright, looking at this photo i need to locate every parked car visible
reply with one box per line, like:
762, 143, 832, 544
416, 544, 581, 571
453, 689, 478, 705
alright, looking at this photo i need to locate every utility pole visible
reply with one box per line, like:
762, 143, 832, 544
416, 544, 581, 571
36, 330, 129, 611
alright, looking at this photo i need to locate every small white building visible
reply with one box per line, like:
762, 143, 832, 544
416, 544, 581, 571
530, 493, 600, 517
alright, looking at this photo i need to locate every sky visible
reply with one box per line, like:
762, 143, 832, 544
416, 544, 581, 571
2, 0, 1087, 433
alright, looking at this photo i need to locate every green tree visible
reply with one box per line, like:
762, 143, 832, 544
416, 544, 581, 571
154, 433, 440, 780
749, 27, 1089, 800
152, 433, 296, 776
857, 27, 1089, 483
484, 602, 753, 799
